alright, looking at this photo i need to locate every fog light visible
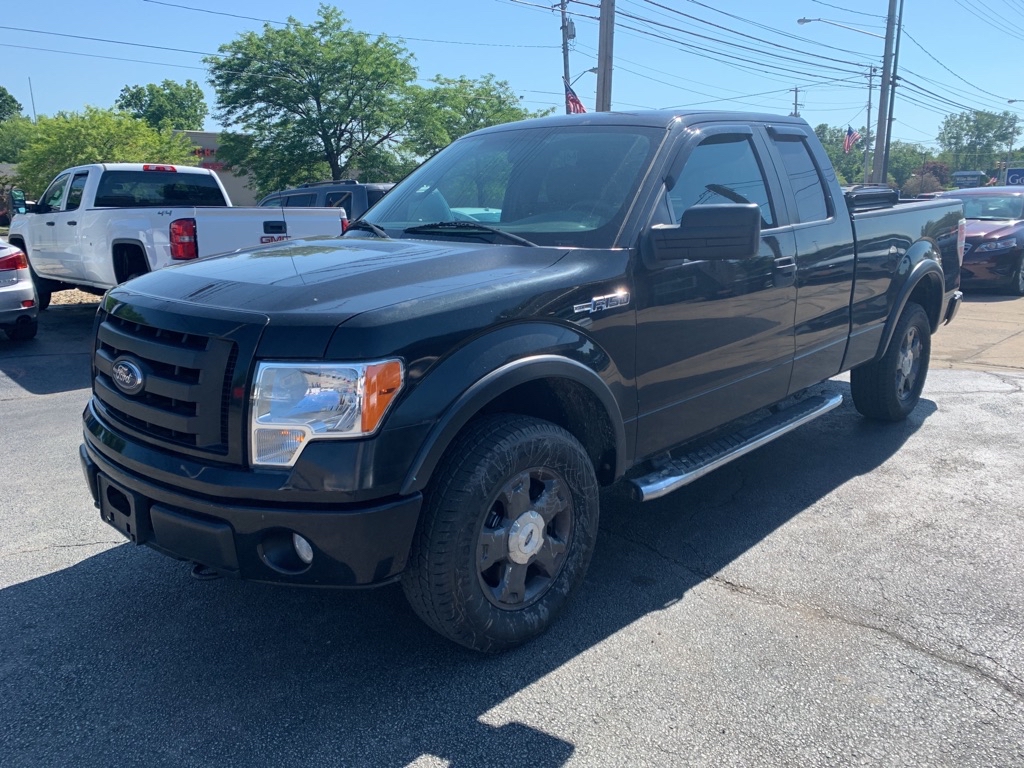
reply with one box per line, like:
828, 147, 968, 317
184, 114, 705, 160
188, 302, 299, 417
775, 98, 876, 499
292, 533, 314, 564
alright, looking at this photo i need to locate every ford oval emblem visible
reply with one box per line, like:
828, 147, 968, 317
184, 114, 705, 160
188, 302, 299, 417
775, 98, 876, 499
111, 357, 145, 396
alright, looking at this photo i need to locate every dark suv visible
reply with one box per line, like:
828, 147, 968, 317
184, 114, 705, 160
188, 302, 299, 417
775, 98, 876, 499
258, 180, 394, 220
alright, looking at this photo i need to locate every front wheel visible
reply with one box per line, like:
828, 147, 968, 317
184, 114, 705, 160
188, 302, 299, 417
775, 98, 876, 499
1009, 254, 1024, 296
851, 302, 931, 421
401, 414, 600, 652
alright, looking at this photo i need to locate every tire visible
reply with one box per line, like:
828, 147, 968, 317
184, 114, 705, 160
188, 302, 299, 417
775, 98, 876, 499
5, 319, 38, 342
401, 414, 600, 653
851, 301, 931, 421
1009, 254, 1024, 297
29, 268, 51, 311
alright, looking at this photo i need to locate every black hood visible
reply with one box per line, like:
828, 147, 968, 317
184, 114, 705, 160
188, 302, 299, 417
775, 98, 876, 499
117, 237, 568, 323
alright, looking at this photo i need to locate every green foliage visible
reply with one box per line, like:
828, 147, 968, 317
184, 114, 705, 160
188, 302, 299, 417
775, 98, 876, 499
885, 141, 931, 187
0, 86, 22, 122
206, 5, 417, 194
404, 75, 551, 158
14, 107, 197, 197
115, 79, 208, 131
937, 110, 1018, 173
0, 115, 35, 163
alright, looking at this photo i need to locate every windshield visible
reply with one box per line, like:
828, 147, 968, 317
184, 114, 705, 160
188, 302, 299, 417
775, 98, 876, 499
959, 195, 1024, 220
362, 124, 664, 248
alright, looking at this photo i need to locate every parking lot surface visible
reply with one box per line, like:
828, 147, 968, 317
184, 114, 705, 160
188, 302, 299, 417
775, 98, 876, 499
0, 296, 1021, 767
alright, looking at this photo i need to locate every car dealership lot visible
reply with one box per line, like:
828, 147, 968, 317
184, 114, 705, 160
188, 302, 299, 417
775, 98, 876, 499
0, 296, 1021, 767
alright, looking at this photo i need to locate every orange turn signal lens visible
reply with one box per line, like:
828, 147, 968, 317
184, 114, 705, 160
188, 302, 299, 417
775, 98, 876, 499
361, 360, 404, 433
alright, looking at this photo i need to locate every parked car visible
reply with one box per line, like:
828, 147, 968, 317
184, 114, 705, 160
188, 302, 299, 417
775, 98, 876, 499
258, 180, 394, 220
81, 110, 963, 652
8, 164, 349, 309
937, 186, 1024, 295
0, 242, 38, 341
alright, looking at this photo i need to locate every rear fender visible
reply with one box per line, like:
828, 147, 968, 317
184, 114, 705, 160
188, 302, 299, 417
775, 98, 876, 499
394, 323, 629, 495
876, 247, 944, 359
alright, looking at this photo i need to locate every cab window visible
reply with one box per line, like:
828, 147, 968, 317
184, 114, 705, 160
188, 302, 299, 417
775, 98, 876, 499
65, 173, 89, 212
38, 173, 71, 213
770, 135, 831, 223
669, 135, 776, 229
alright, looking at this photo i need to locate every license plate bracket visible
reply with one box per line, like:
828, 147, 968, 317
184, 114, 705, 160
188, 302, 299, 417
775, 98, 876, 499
98, 475, 150, 544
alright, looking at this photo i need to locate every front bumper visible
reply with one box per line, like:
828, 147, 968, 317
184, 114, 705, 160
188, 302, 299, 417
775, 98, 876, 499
81, 434, 422, 588
960, 247, 1021, 289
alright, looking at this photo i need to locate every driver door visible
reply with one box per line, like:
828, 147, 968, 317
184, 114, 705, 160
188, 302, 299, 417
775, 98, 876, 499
633, 125, 799, 459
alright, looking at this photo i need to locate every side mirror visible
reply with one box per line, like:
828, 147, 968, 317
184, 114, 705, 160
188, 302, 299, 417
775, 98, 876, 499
645, 203, 761, 263
8, 188, 30, 215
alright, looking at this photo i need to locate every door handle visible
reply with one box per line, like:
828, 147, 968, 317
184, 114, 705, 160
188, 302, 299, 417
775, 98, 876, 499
773, 256, 797, 287
46, 221, 55, 226
67, 221, 77, 226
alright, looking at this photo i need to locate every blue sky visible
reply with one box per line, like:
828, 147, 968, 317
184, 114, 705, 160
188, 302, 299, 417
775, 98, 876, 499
2, 0, 1021, 154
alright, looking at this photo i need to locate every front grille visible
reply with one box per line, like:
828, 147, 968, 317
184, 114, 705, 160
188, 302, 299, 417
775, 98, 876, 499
93, 309, 238, 456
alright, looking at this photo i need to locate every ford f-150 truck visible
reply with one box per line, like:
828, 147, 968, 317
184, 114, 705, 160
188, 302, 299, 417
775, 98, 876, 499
80, 111, 964, 652
7, 164, 348, 308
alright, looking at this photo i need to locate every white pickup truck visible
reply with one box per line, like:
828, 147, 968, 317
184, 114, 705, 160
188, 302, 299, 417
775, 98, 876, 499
7, 163, 348, 308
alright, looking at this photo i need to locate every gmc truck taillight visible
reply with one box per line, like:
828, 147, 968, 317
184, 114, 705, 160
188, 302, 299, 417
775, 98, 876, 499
170, 218, 198, 260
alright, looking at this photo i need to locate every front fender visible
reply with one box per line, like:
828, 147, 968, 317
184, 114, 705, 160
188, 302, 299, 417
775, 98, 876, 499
391, 322, 630, 495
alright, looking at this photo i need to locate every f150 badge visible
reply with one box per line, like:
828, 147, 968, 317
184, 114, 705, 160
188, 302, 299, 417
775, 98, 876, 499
574, 291, 630, 315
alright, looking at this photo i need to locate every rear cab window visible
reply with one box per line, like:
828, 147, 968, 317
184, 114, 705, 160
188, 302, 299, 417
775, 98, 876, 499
94, 170, 227, 208
769, 133, 832, 223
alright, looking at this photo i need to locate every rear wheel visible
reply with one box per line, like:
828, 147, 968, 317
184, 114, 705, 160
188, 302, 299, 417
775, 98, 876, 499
401, 414, 600, 652
5, 319, 38, 342
851, 302, 931, 421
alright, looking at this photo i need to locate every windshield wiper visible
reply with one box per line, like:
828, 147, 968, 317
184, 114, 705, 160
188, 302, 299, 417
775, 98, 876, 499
346, 219, 390, 238
403, 221, 536, 247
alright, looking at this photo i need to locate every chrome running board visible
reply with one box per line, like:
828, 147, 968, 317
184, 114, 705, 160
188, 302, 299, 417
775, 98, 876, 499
631, 392, 844, 502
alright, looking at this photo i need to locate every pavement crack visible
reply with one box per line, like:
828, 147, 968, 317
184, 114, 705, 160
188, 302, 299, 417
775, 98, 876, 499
0, 540, 121, 557
606, 527, 1024, 705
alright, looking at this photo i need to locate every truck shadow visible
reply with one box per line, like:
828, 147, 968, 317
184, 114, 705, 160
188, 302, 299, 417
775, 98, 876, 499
0, 385, 933, 767
0, 302, 98, 395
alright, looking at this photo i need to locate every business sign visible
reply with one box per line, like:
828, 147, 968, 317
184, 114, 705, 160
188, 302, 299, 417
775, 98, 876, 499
1006, 168, 1024, 186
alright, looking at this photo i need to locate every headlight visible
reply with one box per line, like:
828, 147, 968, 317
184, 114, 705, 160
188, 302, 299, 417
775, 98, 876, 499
250, 360, 404, 467
975, 237, 1018, 253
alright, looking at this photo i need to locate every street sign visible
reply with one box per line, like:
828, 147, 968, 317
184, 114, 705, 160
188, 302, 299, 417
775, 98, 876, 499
1007, 168, 1024, 185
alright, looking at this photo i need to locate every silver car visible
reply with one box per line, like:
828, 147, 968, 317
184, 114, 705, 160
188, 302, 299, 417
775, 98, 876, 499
0, 242, 39, 341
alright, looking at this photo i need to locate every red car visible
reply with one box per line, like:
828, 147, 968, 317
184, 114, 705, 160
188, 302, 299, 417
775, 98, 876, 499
938, 187, 1024, 295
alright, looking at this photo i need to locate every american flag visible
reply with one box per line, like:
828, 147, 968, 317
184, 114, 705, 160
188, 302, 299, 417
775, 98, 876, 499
564, 79, 587, 114
843, 126, 862, 154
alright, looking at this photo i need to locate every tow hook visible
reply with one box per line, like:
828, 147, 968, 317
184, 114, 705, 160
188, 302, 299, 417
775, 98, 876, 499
190, 562, 222, 581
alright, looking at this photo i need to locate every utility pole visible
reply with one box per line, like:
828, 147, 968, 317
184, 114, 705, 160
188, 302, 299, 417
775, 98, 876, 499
870, 0, 898, 184
28, 77, 37, 124
881, 0, 904, 183
864, 67, 874, 183
595, 0, 615, 112
560, 1, 572, 114
789, 87, 801, 117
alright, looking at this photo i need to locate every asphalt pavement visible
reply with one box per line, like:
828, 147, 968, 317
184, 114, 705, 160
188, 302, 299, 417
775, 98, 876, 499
0, 296, 1021, 767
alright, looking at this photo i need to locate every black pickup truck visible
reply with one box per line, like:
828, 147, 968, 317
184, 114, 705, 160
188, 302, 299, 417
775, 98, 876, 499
80, 111, 963, 652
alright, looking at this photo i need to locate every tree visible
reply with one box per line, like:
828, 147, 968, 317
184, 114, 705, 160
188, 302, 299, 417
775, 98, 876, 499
206, 6, 417, 194
886, 140, 931, 187
14, 107, 197, 197
404, 75, 551, 158
0, 86, 22, 122
0, 115, 35, 163
115, 79, 208, 131
900, 173, 942, 198
918, 160, 950, 188
937, 110, 1018, 173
